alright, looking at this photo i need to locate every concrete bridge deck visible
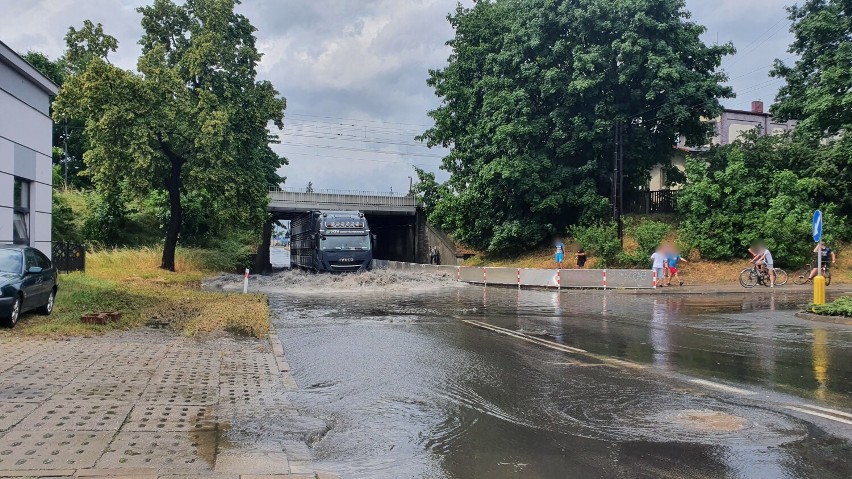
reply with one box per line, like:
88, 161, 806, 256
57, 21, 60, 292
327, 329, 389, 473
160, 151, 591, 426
268, 187, 417, 216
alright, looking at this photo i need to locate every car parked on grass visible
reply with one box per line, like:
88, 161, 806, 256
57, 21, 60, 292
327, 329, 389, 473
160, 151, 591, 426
0, 245, 57, 327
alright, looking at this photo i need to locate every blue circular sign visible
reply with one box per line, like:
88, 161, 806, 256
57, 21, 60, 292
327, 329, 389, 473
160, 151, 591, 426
812, 210, 823, 242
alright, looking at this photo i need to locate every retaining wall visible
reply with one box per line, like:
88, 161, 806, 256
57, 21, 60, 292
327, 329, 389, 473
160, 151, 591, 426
372, 260, 655, 289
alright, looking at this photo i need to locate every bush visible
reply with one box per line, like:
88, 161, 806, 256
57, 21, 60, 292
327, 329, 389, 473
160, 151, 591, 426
810, 296, 852, 317
677, 132, 851, 266
628, 219, 671, 255
569, 222, 622, 267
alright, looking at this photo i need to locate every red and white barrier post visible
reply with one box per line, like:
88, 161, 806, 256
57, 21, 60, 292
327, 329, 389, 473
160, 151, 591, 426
603, 270, 607, 290
517, 268, 521, 289
483, 267, 487, 286
652, 269, 658, 288
557, 270, 561, 291
243, 268, 250, 294
456, 266, 460, 282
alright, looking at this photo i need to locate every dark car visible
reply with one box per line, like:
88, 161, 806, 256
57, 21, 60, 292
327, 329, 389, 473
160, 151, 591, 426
0, 245, 58, 327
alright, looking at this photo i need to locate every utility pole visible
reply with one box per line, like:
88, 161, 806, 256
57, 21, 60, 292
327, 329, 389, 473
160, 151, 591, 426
63, 119, 69, 190
612, 121, 624, 244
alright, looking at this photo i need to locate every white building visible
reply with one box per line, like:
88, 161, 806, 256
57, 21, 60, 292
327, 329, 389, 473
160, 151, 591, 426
0, 40, 58, 256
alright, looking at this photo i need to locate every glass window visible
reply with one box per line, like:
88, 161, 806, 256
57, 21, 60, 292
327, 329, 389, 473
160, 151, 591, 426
320, 235, 371, 251
0, 250, 23, 274
13, 213, 29, 245
13, 179, 29, 209
34, 249, 51, 269
24, 249, 38, 270
12, 178, 30, 245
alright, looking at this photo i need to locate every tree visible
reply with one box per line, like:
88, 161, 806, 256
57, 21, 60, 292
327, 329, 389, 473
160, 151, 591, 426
771, 0, 852, 139
21, 51, 90, 188
420, 0, 734, 253
770, 0, 852, 217
54, 0, 287, 271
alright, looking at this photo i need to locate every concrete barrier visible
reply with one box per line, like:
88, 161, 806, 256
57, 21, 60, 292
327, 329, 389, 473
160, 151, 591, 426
520, 268, 560, 288
559, 269, 605, 288
372, 261, 653, 289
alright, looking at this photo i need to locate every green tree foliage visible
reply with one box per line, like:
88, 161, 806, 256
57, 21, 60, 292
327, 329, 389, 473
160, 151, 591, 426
771, 0, 852, 139
21, 51, 90, 188
771, 0, 852, 217
54, 0, 287, 271
420, 0, 734, 253
677, 132, 847, 266
411, 167, 449, 216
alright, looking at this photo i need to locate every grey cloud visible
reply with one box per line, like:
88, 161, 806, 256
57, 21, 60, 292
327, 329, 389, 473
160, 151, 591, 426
4, 0, 797, 191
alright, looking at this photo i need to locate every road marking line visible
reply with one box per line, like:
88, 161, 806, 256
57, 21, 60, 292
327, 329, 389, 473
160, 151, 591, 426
463, 320, 587, 353
688, 379, 756, 395
793, 404, 852, 421
786, 406, 852, 426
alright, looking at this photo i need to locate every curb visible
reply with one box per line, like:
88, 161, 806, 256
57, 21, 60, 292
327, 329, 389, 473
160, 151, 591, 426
268, 331, 291, 372
794, 311, 852, 326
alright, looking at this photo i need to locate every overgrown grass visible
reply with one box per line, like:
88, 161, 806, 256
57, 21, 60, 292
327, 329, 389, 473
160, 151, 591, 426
3, 247, 270, 338
809, 296, 852, 317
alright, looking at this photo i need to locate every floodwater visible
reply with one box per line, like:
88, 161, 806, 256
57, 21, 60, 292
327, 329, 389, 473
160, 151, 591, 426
267, 269, 852, 478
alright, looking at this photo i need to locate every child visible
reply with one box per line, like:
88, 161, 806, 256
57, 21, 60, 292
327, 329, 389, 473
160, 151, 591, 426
555, 243, 565, 269
576, 247, 587, 269
666, 250, 688, 286
650, 246, 667, 288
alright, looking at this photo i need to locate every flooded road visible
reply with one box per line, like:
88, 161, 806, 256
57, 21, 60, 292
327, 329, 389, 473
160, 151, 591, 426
268, 272, 852, 478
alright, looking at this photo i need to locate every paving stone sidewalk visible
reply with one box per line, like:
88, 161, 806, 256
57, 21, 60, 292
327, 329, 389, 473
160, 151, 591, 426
0, 329, 336, 479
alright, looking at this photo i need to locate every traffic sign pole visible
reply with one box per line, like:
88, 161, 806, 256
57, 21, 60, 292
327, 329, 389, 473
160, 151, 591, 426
813, 210, 826, 305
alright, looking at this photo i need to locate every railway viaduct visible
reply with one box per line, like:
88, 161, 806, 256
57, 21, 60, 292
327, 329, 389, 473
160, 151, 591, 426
254, 188, 463, 273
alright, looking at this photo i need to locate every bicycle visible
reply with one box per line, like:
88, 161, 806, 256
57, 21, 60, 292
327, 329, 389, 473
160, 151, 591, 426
739, 264, 788, 288
793, 264, 832, 286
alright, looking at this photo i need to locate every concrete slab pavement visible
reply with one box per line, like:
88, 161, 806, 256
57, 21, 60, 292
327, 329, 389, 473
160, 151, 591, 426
0, 329, 338, 479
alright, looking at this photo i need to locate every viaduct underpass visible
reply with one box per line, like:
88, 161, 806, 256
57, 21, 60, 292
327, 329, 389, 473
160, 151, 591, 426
255, 188, 461, 273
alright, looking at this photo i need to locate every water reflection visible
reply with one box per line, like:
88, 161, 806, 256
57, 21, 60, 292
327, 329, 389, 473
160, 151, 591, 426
271, 282, 852, 478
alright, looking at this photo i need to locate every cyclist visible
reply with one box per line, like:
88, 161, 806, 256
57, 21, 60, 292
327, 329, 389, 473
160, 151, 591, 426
749, 242, 776, 287
809, 242, 836, 279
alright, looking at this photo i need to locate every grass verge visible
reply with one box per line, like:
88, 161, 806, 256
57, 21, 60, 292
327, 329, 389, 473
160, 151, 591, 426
809, 296, 852, 317
2, 247, 269, 338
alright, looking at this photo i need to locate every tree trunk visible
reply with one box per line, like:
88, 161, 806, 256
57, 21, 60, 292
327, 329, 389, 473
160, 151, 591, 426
160, 144, 185, 271
255, 217, 273, 275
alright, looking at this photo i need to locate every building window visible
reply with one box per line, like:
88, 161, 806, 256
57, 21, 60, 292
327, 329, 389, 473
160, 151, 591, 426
13, 178, 30, 245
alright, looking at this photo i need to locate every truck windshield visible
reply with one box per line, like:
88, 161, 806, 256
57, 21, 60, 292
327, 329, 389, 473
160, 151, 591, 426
321, 235, 370, 251
0, 250, 22, 274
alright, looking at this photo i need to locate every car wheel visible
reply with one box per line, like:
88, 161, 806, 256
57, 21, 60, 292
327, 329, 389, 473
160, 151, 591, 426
38, 289, 56, 316
2, 297, 21, 328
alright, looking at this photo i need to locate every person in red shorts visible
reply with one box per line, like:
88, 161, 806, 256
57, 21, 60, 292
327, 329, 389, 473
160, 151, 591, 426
665, 248, 688, 286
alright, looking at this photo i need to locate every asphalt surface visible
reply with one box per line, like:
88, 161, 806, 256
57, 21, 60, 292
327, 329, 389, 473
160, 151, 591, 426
269, 273, 851, 479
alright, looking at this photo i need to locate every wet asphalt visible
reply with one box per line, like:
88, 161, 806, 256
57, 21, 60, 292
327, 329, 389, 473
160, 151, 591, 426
266, 253, 851, 478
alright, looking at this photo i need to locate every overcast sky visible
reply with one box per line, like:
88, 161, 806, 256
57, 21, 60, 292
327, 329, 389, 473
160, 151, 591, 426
3, 0, 796, 193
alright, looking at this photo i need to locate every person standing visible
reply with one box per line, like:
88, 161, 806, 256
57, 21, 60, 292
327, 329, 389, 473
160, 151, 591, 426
651, 246, 667, 288
576, 247, 587, 269
555, 243, 565, 269
665, 250, 688, 286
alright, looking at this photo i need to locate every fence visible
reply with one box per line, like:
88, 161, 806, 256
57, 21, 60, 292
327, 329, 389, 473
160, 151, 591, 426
373, 260, 655, 289
625, 189, 679, 214
52, 242, 86, 274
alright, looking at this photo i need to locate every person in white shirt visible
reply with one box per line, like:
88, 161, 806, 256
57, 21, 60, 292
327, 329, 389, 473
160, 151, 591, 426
650, 246, 667, 288
749, 242, 776, 287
